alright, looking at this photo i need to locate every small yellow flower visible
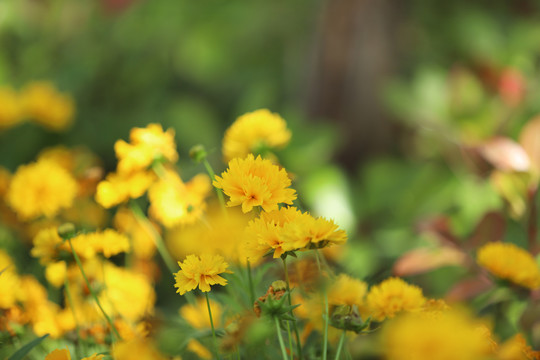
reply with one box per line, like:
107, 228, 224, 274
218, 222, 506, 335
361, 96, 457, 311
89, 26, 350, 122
0, 86, 23, 129
95, 170, 155, 208
245, 206, 347, 260
497, 333, 540, 360
114, 207, 156, 259
213, 154, 296, 213
0, 250, 20, 309
382, 309, 493, 360
366, 277, 426, 321
148, 169, 211, 228
115, 123, 178, 174
45, 348, 71, 360
7, 159, 78, 220
45, 261, 67, 288
21, 81, 74, 131
223, 109, 291, 162
174, 254, 231, 295
477, 242, 540, 289
328, 274, 368, 309
112, 338, 168, 360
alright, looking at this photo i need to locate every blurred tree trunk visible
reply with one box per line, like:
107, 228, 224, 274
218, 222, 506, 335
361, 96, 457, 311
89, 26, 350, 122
306, 0, 403, 169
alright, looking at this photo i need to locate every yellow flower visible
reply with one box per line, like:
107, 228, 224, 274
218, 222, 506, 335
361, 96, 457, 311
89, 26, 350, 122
6, 159, 78, 220
45, 349, 104, 360
497, 333, 540, 360
115, 123, 178, 174
95, 170, 155, 208
382, 309, 493, 360
223, 109, 291, 162
174, 254, 231, 294
245, 206, 347, 260
21, 81, 74, 131
112, 338, 168, 360
0, 86, 23, 129
45, 261, 67, 288
148, 169, 211, 228
328, 274, 368, 309
45, 349, 71, 360
180, 297, 223, 329
213, 154, 296, 213
74, 229, 131, 258
366, 277, 426, 321
114, 207, 156, 259
477, 242, 540, 289
0, 250, 20, 309
167, 206, 250, 264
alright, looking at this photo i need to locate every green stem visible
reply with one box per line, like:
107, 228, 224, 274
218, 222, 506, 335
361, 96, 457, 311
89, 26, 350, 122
334, 330, 346, 360
316, 250, 328, 360
286, 321, 293, 360
274, 317, 289, 360
205, 292, 220, 359
64, 277, 84, 358
67, 239, 121, 341
130, 201, 176, 274
203, 158, 227, 213
282, 257, 303, 359
247, 260, 255, 306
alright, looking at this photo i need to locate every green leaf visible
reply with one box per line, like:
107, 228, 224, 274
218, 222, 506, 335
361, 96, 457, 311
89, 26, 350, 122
8, 334, 49, 360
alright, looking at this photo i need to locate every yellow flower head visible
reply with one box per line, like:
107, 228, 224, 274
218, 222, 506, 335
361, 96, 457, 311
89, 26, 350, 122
114, 207, 156, 259
180, 297, 223, 329
0, 86, 23, 129
245, 206, 347, 260
167, 206, 250, 264
382, 309, 493, 360
112, 338, 168, 360
477, 242, 540, 290
366, 277, 426, 321
223, 109, 291, 162
213, 154, 297, 213
0, 249, 20, 309
328, 274, 368, 309
95, 170, 155, 208
115, 123, 178, 174
497, 333, 540, 360
148, 169, 211, 228
45, 348, 71, 360
73, 229, 131, 258
7, 159, 78, 220
174, 254, 231, 295
21, 81, 74, 131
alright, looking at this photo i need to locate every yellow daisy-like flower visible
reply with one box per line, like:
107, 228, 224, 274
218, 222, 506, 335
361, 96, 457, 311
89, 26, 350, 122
222, 109, 291, 162
0, 86, 23, 130
21, 81, 74, 131
213, 154, 296, 213
74, 229, 131, 258
477, 242, 540, 290
0, 250, 20, 309
6, 159, 78, 220
497, 333, 540, 360
328, 274, 368, 309
95, 170, 155, 208
366, 277, 426, 321
382, 309, 493, 360
245, 206, 347, 260
115, 123, 178, 174
148, 169, 211, 228
174, 254, 231, 295
112, 338, 168, 360
45, 349, 104, 360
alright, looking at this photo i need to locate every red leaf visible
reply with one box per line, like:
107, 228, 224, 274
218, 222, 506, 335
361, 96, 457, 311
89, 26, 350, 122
393, 247, 466, 277
479, 136, 530, 172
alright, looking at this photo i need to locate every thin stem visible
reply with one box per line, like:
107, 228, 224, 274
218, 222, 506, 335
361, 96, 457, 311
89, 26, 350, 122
275, 317, 289, 360
64, 277, 84, 358
68, 239, 121, 341
286, 321, 293, 360
130, 201, 176, 274
282, 257, 303, 359
205, 292, 220, 359
334, 330, 346, 360
316, 250, 328, 360
203, 158, 227, 213
246, 260, 255, 306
